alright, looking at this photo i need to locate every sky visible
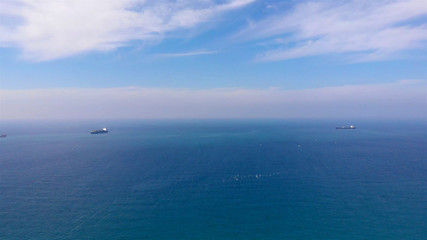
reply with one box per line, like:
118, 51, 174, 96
0, 0, 426, 120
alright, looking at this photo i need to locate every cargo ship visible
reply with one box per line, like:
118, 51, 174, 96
336, 125, 356, 129
90, 128, 108, 134
0, 134, 7, 138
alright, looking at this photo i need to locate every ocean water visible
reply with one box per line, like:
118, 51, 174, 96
0, 120, 426, 240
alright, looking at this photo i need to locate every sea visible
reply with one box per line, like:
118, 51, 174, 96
0, 119, 426, 240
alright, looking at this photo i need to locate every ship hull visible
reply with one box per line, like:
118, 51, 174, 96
90, 128, 108, 134
90, 131, 108, 134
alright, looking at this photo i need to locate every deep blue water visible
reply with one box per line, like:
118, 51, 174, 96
1, 120, 426, 240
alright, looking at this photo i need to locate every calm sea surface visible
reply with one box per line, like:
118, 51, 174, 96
1, 120, 426, 239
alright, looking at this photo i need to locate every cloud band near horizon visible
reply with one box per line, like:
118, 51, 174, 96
1, 80, 426, 120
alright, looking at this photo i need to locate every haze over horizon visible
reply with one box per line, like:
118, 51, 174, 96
1, 0, 426, 120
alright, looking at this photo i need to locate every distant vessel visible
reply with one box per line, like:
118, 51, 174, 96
0, 134, 7, 138
336, 125, 356, 129
90, 128, 108, 134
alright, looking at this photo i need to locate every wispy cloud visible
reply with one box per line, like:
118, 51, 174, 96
1, 80, 426, 120
0, 0, 254, 61
236, 0, 427, 62
155, 50, 218, 58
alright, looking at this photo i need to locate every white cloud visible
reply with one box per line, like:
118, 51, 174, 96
155, 50, 218, 58
1, 80, 426, 120
236, 0, 427, 62
0, 0, 254, 61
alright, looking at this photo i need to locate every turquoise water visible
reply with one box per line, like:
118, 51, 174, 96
1, 120, 426, 239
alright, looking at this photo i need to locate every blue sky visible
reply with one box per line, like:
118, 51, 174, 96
0, 0, 426, 119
